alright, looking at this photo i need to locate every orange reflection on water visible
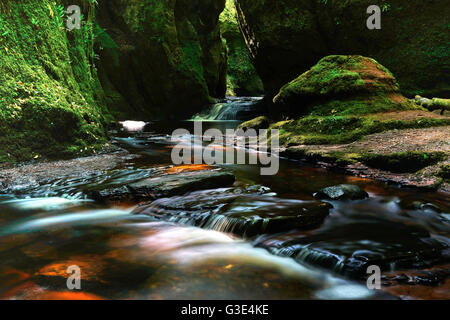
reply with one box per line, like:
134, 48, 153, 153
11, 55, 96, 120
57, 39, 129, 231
165, 164, 213, 175
37, 256, 105, 282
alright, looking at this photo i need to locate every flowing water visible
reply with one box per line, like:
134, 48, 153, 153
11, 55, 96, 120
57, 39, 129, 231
0, 98, 449, 300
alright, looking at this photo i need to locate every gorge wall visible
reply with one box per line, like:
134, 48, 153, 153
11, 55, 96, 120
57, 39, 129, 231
235, 0, 450, 98
0, 0, 110, 163
96, 0, 228, 120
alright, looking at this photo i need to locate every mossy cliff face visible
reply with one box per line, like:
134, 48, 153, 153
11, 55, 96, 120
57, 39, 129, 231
0, 0, 110, 163
235, 0, 450, 98
96, 0, 228, 120
220, 0, 263, 96
273, 55, 416, 117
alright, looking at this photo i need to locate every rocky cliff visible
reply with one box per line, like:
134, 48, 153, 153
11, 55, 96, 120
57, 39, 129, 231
0, 0, 110, 163
235, 0, 450, 98
96, 0, 228, 120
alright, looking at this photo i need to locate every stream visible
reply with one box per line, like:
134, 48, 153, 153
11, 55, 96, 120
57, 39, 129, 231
0, 98, 449, 300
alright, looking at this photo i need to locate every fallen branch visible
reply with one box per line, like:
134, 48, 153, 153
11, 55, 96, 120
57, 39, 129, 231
415, 95, 450, 115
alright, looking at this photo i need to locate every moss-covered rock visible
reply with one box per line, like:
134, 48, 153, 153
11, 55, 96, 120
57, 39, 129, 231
238, 116, 270, 130
220, 0, 263, 96
96, 0, 228, 120
235, 0, 450, 98
0, 0, 110, 163
273, 55, 418, 118
360, 152, 448, 173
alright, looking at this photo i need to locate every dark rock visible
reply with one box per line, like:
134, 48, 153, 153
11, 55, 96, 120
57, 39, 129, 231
128, 170, 236, 198
89, 169, 235, 201
314, 184, 369, 200
256, 217, 449, 279
134, 187, 332, 237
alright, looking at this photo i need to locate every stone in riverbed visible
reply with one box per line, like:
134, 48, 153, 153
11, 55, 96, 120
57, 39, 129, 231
272, 55, 416, 118
255, 217, 449, 279
314, 184, 368, 201
133, 187, 332, 237
88, 170, 235, 202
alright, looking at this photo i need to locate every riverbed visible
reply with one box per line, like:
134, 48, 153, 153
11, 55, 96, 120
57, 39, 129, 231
0, 101, 448, 300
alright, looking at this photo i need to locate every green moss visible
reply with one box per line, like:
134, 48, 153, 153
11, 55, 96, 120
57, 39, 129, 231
273, 55, 416, 117
238, 116, 270, 130
360, 152, 447, 173
0, 0, 110, 163
272, 115, 450, 146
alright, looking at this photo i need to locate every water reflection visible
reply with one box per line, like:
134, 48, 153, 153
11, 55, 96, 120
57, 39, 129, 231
0, 119, 448, 300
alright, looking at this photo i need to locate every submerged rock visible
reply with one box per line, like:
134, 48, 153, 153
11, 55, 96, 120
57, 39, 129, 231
256, 217, 449, 278
134, 187, 332, 237
314, 184, 369, 201
89, 169, 235, 201
273, 55, 416, 117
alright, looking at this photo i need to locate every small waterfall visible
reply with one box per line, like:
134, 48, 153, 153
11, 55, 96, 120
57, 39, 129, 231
133, 187, 331, 238
192, 96, 264, 121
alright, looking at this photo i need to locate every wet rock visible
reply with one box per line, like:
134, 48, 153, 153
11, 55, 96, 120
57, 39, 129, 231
314, 184, 368, 201
128, 170, 235, 198
89, 170, 235, 202
134, 187, 332, 237
256, 217, 449, 279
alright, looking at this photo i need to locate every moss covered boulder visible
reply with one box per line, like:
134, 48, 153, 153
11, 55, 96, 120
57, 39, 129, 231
220, 0, 263, 96
96, 0, 228, 120
235, 0, 450, 97
273, 55, 418, 117
0, 0, 110, 163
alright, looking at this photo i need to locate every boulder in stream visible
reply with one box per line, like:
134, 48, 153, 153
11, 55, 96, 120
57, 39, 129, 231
134, 187, 333, 237
88, 169, 235, 202
314, 184, 369, 201
256, 217, 449, 279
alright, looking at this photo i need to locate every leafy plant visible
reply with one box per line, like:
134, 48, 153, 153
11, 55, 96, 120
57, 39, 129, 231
55, 4, 65, 28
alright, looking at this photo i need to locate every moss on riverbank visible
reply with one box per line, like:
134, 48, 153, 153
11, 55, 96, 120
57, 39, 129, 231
272, 115, 450, 146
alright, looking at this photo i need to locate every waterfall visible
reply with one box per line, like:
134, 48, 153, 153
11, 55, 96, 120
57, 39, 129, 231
192, 96, 263, 121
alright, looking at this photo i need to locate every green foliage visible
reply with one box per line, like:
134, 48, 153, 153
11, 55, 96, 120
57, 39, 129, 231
272, 115, 450, 146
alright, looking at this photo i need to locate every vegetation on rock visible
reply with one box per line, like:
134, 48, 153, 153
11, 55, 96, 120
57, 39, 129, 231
0, 0, 110, 163
273, 55, 418, 117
